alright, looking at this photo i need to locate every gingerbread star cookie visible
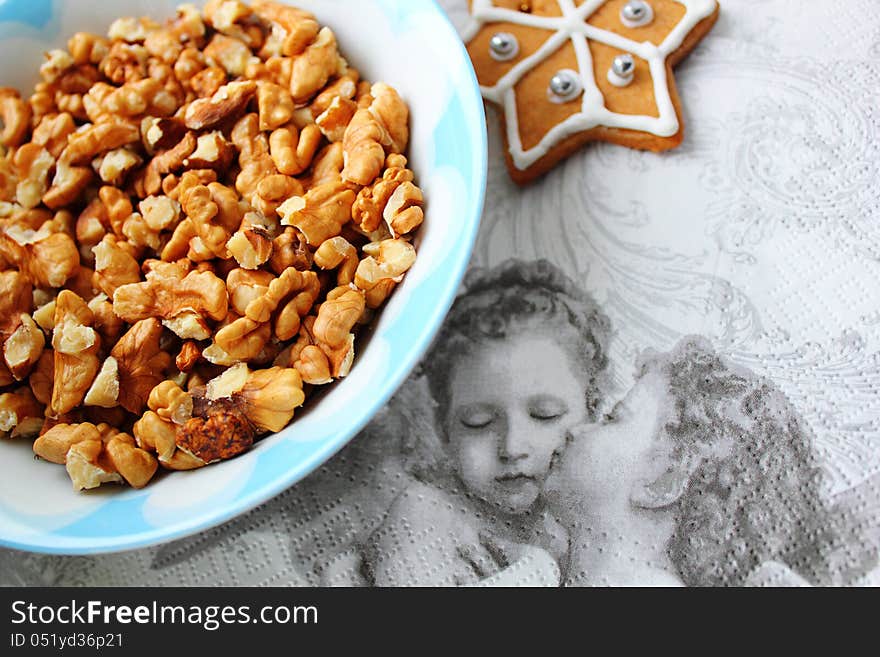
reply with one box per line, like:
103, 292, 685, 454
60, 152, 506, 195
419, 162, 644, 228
464, 0, 720, 184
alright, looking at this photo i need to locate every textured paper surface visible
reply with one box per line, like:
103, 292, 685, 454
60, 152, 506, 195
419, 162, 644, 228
2, 0, 880, 586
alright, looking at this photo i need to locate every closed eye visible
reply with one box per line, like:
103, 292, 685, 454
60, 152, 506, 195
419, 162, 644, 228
459, 405, 496, 429
528, 395, 568, 421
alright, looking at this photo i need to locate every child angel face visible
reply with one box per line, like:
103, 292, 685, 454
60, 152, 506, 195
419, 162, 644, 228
544, 368, 678, 520
445, 330, 588, 515
544, 336, 833, 586
424, 259, 611, 516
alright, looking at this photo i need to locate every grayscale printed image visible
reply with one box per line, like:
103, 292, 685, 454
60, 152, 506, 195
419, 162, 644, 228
2, 0, 880, 586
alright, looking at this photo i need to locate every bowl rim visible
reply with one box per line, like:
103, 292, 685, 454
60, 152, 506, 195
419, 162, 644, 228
0, 0, 487, 555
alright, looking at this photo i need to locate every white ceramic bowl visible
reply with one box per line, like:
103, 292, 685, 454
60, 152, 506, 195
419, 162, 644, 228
0, 0, 486, 553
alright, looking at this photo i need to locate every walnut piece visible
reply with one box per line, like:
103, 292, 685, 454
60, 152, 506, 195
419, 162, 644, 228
32, 300, 56, 333
183, 131, 235, 171
230, 112, 278, 202
223, 266, 319, 344
315, 95, 357, 143
92, 234, 141, 296
64, 430, 158, 490
148, 380, 193, 426
227, 212, 274, 270
59, 121, 140, 166
213, 314, 272, 361
113, 268, 228, 323
238, 366, 304, 432
88, 293, 124, 348
133, 410, 205, 470
268, 226, 311, 274
253, 173, 301, 219
3, 313, 45, 381
43, 160, 93, 210
0, 387, 43, 438
355, 238, 416, 308
13, 143, 54, 210
28, 350, 54, 406
227, 268, 273, 314
139, 195, 180, 232
293, 344, 331, 385
341, 83, 409, 185
312, 286, 365, 377
205, 361, 249, 400
82, 356, 119, 408
32, 112, 77, 159
384, 181, 424, 237
257, 81, 295, 131
180, 181, 243, 258
178, 408, 254, 462
140, 116, 187, 154
94, 147, 142, 185
277, 180, 355, 246
252, 0, 319, 57
0, 271, 33, 338
200, 363, 304, 433
140, 130, 196, 196
0, 225, 80, 288
162, 312, 212, 341
314, 236, 357, 286
289, 27, 345, 104
34, 422, 101, 464
110, 318, 172, 414
184, 80, 256, 130
269, 123, 322, 175
50, 291, 101, 416
0, 87, 32, 148
176, 340, 202, 373
352, 154, 419, 233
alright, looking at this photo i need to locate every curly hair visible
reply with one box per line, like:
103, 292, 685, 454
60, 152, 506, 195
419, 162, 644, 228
423, 258, 612, 434
639, 337, 838, 586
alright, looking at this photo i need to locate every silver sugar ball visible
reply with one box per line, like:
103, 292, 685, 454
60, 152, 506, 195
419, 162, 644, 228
550, 74, 574, 96
621, 0, 653, 27
547, 69, 582, 102
623, 1, 647, 20
612, 53, 635, 78
489, 32, 519, 61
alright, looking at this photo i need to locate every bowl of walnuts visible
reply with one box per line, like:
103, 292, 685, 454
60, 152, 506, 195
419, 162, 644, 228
0, 0, 486, 553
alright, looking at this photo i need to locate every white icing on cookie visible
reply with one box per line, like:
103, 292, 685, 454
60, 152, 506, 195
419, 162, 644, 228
466, 0, 718, 171
607, 68, 633, 87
